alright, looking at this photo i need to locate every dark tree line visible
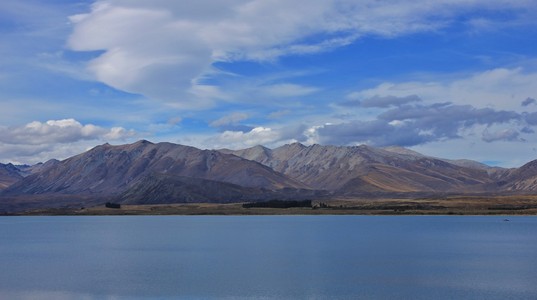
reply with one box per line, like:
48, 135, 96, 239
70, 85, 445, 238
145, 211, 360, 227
105, 202, 121, 209
242, 200, 312, 209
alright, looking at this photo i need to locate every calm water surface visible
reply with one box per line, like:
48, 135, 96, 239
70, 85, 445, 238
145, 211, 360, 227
0, 215, 536, 299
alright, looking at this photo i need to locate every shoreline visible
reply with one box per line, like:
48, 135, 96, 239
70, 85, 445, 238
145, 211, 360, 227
5, 195, 537, 216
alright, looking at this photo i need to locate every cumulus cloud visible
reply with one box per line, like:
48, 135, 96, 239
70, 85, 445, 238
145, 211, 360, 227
208, 123, 309, 149
214, 127, 281, 149
0, 119, 134, 145
103, 127, 135, 140
328, 66, 537, 148
0, 119, 135, 163
315, 103, 523, 147
68, 1, 536, 106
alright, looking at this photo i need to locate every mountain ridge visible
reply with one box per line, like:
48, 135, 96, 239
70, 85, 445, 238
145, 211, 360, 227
221, 143, 497, 193
2, 140, 537, 213
3, 140, 306, 196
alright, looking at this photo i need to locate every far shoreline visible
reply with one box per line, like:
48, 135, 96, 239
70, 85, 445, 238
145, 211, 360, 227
4, 195, 537, 216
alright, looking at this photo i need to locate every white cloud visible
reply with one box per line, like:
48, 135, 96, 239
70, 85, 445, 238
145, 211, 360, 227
214, 127, 280, 149
353, 67, 537, 111
0, 118, 133, 145
0, 119, 136, 163
206, 121, 311, 149
68, 0, 536, 106
208, 125, 306, 149
69, 3, 213, 105
104, 127, 136, 140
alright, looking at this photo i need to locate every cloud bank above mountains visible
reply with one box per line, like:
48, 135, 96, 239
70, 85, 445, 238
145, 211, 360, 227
0, 119, 134, 164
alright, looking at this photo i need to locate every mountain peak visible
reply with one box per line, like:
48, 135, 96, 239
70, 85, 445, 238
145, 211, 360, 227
90, 142, 112, 151
219, 144, 272, 162
289, 142, 306, 147
252, 144, 270, 151
277, 142, 306, 151
133, 139, 154, 146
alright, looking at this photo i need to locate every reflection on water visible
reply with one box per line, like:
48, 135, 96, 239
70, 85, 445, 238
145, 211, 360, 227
0, 216, 536, 299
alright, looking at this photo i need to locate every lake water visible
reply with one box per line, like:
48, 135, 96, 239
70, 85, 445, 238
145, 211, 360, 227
1, 216, 536, 299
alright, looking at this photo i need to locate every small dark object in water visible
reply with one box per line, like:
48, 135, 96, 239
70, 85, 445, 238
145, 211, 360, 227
503, 219, 510, 222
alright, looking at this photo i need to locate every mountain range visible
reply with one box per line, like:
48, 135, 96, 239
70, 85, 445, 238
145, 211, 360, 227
1, 140, 537, 213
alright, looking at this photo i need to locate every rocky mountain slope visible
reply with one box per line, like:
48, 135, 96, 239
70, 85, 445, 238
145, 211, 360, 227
0, 163, 23, 190
3, 140, 306, 198
497, 159, 537, 191
221, 143, 496, 194
2, 140, 537, 213
0, 160, 60, 190
1, 141, 313, 212
118, 173, 320, 205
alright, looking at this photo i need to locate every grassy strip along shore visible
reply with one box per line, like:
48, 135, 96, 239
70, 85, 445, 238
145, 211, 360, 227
8, 195, 537, 216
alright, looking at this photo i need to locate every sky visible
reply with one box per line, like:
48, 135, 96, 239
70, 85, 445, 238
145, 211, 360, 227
1, 0, 537, 167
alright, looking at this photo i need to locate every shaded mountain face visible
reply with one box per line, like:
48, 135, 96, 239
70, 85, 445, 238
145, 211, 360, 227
17, 159, 60, 177
117, 173, 322, 205
221, 143, 498, 194
498, 160, 537, 191
0, 163, 23, 190
3, 140, 306, 198
0, 160, 61, 191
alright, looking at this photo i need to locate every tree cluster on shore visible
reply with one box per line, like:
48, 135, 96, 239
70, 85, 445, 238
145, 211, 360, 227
105, 202, 121, 209
242, 200, 312, 209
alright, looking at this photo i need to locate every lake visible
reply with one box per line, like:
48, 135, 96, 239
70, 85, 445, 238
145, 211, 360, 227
1, 215, 536, 299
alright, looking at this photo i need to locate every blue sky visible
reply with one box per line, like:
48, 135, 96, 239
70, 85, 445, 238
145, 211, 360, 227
1, 0, 537, 167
